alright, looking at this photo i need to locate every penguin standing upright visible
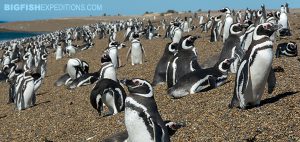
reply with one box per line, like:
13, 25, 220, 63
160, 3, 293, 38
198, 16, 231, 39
152, 42, 178, 86
15, 70, 36, 110
90, 78, 126, 116
168, 58, 235, 98
183, 17, 189, 32
210, 15, 222, 42
218, 23, 246, 73
122, 78, 171, 142
171, 22, 182, 43
99, 53, 117, 81
278, 5, 291, 36
220, 7, 233, 42
55, 43, 63, 60
229, 23, 280, 109
126, 33, 145, 65
166, 35, 201, 88
240, 20, 255, 52
105, 41, 121, 68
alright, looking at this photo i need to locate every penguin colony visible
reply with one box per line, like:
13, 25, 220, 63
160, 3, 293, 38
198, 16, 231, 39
0, 3, 299, 141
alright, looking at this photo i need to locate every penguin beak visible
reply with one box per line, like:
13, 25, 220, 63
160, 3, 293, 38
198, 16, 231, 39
190, 36, 199, 42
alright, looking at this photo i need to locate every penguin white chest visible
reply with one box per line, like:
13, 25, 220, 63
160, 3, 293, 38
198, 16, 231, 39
102, 66, 117, 81
131, 43, 143, 64
125, 108, 153, 142
249, 48, 273, 96
278, 13, 288, 29
108, 48, 118, 67
56, 47, 63, 60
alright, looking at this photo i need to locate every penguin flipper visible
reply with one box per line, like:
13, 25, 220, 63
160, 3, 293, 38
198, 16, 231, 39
267, 68, 276, 94
150, 118, 170, 142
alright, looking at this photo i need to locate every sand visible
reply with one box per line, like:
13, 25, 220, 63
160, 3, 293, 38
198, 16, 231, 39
0, 10, 300, 142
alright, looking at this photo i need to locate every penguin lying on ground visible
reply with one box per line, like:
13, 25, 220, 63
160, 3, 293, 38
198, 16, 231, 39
168, 58, 235, 99
275, 42, 298, 58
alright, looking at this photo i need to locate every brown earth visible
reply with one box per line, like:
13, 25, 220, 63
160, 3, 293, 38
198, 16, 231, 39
0, 10, 300, 142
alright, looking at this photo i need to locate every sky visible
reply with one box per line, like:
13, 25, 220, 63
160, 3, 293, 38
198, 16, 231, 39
0, 0, 300, 22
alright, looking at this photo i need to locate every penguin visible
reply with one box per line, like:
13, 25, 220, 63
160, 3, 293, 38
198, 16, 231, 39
102, 121, 185, 142
126, 33, 145, 65
275, 42, 298, 58
99, 53, 118, 81
210, 15, 222, 42
220, 7, 233, 42
65, 40, 77, 57
218, 23, 247, 73
278, 5, 291, 36
15, 70, 36, 110
168, 58, 235, 99
166, 35, 201, 88
171, 22, 182, 43
66, 58, 89, 80
90, 79, 126, 116
240, 20, 255, 52
183, 17, 189, 32
55, 43, 63, 60
229, 22, 280, 109
152, 42, 178, 86
121, 78, 171, 142
105, 41, 121, 68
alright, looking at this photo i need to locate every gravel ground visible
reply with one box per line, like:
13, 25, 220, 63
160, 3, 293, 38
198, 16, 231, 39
0, 12, 300, 142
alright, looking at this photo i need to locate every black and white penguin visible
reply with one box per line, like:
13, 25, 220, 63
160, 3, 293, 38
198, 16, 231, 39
220, 7, 233, 42
105, 41, 121, 68
15, 70, 36, 110
240, 20, 255, 52
229, 22, 280, 109
171, 22, 182, 43
152, 42, 178, 86
54, 73, 72, 87
99, 53, 117, 81
121, 78, 171, 142
166, 35, 201, 88
90, 79, 126, 116
126, 33, 145, 65
210, 15, 222, 42
55, 43, 63, 60
276, 42, 298, 58
278, 5, 291, 36
65, 40, 77, 57
66, 58, 89, 80
218, 23, 246, 73
168, 58, 235, 98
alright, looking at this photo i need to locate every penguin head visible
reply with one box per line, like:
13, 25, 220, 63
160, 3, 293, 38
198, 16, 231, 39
242, 19, 253, 29
100, 53, 112, 64
121, 78, 153, 98
275, 11, 281, 19
132, 33, 139, 39
218, 58, 235, 73
167, 42, 179, 53
257, 10, 263, 17
287, 42, 297, 51
219, 7, 231, 14
180, 35, 199, 50
215, 15, 222, 21
81, 61, 89, 74
109, 41, 119, 48
229, 23, 244, 35
254, 23, 282, 39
